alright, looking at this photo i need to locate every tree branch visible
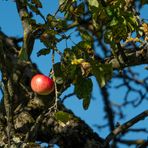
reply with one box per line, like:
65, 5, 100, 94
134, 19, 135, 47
117, 139, 148, 146
16, 0, 35, 57
104, 110, 148, 146
101, 87, 115, 131
105, 46, 148, 69
35, 103, 106, 148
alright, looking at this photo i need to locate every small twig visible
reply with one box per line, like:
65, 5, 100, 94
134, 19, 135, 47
54, 0, 66, 17
51, 49, 59, 111
61, 92, 75, 103
94, 123, 108, 130
104, 110, 148, 146
117, 138, 148, 146
19, 82, 33, 98
127, 128, 148, 133
54, 47, 63, 57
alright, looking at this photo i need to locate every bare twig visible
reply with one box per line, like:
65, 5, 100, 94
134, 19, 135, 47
117, 138, 148, 146
61, 93, 75, 103
51, 49, 59, 111
127, 128, 148, 133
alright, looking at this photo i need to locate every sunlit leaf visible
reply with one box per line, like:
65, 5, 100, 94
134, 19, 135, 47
87, 0, 99, 7
109, 17, 119, 26
62, 48, 78, 80
106, 6, 114, 17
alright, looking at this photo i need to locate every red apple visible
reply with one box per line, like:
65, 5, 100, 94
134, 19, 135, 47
31, 74, 54, 95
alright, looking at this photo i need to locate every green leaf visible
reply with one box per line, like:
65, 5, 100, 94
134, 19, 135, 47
55, 111, 72, 123
62, 62, 77, 81
75, 41, 93, 58
87, 0, 99, 7
83, 96, 91, 110
109, 17, 119, 26
106, 6, 114, 17
104, 30, 113, 43
37, 48, 51, 57
126, 15, 139, 32
74, 78, 93, 110
62, 48, 77, 80
91, 61, 113, 87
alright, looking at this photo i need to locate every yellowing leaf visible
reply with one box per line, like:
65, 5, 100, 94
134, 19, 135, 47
126, 37, 141, 43
141, 23, 148, 38
71, 58, 84, 65
80, 61, 91, 76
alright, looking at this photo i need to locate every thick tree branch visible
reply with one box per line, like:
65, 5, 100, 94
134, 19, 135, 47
101, 87, 116, 147
16, 0, 35, 57
35, 103, 106, 148
104, 110, 148, 146
105, 46, 148, 69
101, 87, 115, 131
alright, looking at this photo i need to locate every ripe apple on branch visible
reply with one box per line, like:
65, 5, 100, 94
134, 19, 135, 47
31, 74, 54, 95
